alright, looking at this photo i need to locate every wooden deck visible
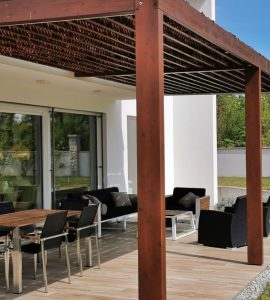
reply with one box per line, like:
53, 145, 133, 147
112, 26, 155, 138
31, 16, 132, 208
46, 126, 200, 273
0, 220, 269, 299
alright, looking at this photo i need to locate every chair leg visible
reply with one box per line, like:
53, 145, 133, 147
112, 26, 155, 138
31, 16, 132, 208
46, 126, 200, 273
65, 236, 71, 284
95, 227, 101, 269
41, 242, 48, 293
34, 254, 37, 279
45, 251, 47, 266
123, 216, 127, 231
4, 237, 9, 291
85, 237, 92, 267
76, 235, 83, 276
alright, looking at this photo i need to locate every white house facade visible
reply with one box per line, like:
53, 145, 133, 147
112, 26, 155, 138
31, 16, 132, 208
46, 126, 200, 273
0, 0, 217, 209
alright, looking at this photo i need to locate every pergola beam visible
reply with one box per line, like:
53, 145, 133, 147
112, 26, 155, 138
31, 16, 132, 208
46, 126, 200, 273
75, 66, 245, 78
158, 0, 270, 75
136, 1, 166, 300
245, 66, 263, 265
0, 0, 135, 26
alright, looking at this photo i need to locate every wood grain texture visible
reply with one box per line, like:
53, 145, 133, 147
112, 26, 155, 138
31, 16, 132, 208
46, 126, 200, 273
1, 227, 270, 300
136, 1, 166, 299
200, 196, 210, 210
159, 0, 270, 75
0, 209, 80, 228
245, 66, 263, 265
0, 0, 135, 25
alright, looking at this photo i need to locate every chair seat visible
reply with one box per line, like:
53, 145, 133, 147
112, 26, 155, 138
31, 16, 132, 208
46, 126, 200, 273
21, 243, 41, 254
67, 232, 76, 243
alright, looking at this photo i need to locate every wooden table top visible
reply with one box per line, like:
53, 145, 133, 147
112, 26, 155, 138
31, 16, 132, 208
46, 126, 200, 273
165, 210, 192, 217
0, 209, 81, 228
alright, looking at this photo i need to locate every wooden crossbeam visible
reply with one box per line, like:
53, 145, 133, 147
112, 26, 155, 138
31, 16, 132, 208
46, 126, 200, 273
158, 0, 270, 75
0, 0, 135, 26
74, 65, 246, 78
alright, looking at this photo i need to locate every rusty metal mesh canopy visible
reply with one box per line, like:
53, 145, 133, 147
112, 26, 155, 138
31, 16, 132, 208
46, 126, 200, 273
0, 15, 269, 95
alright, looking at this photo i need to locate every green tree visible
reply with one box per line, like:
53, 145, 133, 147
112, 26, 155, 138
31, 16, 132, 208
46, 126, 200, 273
53, 113, 90, 151
217, 94, 246, 148
217, 93, 270, 148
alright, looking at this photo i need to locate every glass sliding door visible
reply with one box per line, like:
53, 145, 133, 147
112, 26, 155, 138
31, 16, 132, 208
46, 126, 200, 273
0, 112, 43, 210
51, 111, 100, 206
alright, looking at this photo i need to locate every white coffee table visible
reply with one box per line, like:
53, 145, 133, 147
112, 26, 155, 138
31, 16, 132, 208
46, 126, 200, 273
165, 210, 196, 240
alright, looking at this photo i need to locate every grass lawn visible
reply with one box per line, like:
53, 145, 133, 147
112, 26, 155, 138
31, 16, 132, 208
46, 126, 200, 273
258, 284, 270, 300
218, 177, 270, 190
55, 176, 90, 189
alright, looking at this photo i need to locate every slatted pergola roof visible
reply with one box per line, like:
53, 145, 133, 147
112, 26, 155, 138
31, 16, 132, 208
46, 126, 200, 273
0, 2, 270, 95
0, 1, 269, 299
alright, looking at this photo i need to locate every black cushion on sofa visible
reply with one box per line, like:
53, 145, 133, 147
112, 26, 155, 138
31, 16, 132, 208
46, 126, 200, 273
84, 187, 119, 208
177, 192, 197, 210
111, 192, 132, 207
129, 194, 138, 207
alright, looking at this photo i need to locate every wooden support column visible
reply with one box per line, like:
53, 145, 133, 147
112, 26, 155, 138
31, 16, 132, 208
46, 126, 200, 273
136, 1, 166, 300
245, 66, 263, 265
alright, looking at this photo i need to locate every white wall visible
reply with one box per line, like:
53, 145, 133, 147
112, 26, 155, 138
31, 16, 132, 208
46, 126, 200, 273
172, 95, 217, 205
218, 148, 270, 177
124, 0, 218, 203
127, 116, 137, 194
0, 0, 218, 207
171, 0, 218, 205
0, 56, 136, 197
188, 0, 216, 19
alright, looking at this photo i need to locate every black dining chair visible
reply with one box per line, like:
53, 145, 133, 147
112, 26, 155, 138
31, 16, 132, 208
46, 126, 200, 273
0, 202, 15, 215
0, 202, 15, 236
21, 211, 71, 293
66, 205, 100, 276
0, 202, 13, 290
0, 234, 10, 291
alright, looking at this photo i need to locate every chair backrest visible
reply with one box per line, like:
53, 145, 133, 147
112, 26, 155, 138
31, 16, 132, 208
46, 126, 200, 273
77, 204, 98, 239
59, 198, 89, 211
173, 187, 206, 199
41, 211, 67, 250
265, 196, 270, 207
0, 202, 15, 215
231, 195, 247, 246
233, 196, 247, 217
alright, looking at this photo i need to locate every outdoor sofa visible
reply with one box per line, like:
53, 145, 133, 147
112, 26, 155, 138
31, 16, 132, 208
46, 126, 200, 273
56, 187, 137, 237
165, 187, 210, 229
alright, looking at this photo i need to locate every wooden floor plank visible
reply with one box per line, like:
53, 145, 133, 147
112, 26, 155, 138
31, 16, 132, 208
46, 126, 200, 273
0, 220, 269, 299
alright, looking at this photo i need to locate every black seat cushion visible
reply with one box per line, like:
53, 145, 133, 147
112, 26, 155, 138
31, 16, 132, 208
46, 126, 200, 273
21, 243, 41, 254
102, 206, 136, 220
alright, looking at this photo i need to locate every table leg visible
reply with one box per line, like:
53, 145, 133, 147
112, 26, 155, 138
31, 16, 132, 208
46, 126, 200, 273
12, 227, 22, 294
172, 217, 177, 241
85, 237, 92, 267
189, 212, 196, 231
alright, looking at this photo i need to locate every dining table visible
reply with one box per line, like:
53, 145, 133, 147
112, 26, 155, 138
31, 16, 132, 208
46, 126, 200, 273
0, 209, 82, 294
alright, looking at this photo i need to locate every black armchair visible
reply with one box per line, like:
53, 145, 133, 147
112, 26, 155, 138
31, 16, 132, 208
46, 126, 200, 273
198, 196, 247, 248
263, 197, 270, 237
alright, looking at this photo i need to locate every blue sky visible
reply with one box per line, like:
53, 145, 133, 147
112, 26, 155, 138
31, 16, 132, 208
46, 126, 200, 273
216, 0, 270, 58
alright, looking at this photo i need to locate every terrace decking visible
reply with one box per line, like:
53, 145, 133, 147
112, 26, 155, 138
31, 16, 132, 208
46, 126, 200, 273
0, 220, 269, 300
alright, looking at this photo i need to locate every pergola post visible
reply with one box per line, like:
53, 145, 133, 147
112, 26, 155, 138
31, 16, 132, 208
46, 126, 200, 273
135, 1, 166, 300
245, 66, 263, 265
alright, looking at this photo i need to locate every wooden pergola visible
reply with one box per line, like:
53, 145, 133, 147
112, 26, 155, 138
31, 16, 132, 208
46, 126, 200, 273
0, 1, 270, 299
